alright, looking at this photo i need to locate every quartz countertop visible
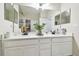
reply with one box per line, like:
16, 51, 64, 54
3, 33, 72, 40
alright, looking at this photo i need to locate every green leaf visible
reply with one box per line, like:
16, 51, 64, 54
33, 23, 45, 32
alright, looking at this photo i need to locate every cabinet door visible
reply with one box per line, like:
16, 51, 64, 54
40, 48, 51, 56
52, 43, 72, 56
52, 37, 72, 56
4, 47, 24, 56
4, 45, 39, 56
39, 38, 51, 56
4, 39, 38, 47
23, 45, 39, 56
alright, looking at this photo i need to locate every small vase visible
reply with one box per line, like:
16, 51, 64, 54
37, 31, 43, 36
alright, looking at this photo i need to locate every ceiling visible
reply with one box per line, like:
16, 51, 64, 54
19, 5, 39, 19
19, 3, 61, 10
19, 3, 61, 19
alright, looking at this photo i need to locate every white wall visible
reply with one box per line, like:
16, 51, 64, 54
0, 3, 6, 33
51, 10, 61, 32
53, 3, 79, 34
60, 3, 79, 33
0, 3, 20, 34
60, 3, 79, 55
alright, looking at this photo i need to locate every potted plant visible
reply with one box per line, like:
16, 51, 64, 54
33, 23, 45, 35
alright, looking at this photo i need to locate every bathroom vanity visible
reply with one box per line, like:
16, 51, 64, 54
0, 34, 72, 56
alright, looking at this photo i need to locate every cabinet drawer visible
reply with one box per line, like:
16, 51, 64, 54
3, 39, 38, 47
52, 44, 72, 52
62, 50, 72, 56
40, 43, 51, 49
4, 45, 38, 56
40, 48, 51, 56
52, 42, 72, 56
4, 47, 24, 56
52, 49, 72, 56
52, 37, 72, 43
40, 39, 50, 43
52, 42, 72, 50
23, 45, 39, 56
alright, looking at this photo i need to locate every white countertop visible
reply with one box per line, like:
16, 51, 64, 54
4, 33, 72, 40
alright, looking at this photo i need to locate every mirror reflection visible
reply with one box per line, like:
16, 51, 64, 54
4, 3, 14, 22
55, 9, 71, 25
19, 5, 39, 33
4, 3, 70, 35
4, 3, 18, 24
61, 9, 71, 24
18, 3, 61, 34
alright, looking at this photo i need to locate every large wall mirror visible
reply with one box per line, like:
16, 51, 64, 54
18, 3, 61, 33
4, 3, 14, 22
55, 9, 71, 25
5, 3, 71, 33
4, 3, 61, 33
4, 3, 18, 23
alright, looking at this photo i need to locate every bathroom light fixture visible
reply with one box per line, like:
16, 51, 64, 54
38, 3, 52, 10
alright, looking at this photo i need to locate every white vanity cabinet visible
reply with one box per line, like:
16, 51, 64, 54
1, 35, 72, 56
52, 37, 72, 56
3, 39, 39, 56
